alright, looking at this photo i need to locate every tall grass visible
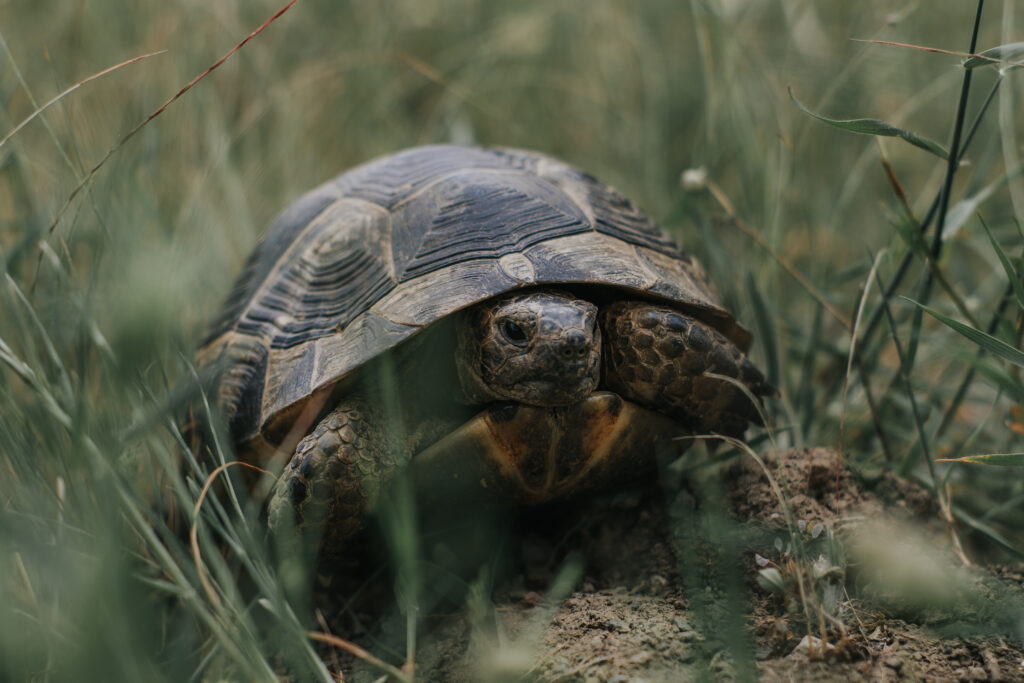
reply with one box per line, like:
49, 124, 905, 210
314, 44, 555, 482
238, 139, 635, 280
2, 1, 1023, 679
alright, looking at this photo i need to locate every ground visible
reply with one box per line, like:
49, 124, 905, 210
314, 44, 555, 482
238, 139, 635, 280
315, 448, 1024, 682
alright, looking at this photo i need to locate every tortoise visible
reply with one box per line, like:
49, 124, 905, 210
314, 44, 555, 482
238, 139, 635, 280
194, 145, 772, 552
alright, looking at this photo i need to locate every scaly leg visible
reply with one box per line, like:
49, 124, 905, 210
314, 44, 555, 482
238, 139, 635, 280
268, 398, 401, 553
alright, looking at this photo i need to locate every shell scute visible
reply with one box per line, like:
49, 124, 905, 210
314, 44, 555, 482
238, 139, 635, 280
390, 171, 589, 282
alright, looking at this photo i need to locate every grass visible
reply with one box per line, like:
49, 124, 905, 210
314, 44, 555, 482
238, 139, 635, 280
2, 1, 1024, 680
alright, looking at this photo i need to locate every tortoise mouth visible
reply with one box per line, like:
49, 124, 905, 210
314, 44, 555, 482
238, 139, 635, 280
507, 376, 597, 408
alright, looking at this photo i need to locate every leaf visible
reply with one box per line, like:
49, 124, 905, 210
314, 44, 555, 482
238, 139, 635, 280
944, 162, 1024, 239
937, 453, 1024, 467
977, 215, 1024, 311
958, 354, 1024, 403
963, 42, 1024, 70
757, 567, 787, 595
908, 299, 1024, 368
952, 504, 1024, 557
789, 88, 949, 160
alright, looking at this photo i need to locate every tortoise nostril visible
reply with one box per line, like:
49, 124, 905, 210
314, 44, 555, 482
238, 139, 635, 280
565, 330, 587, 349
561, 330, 590, 361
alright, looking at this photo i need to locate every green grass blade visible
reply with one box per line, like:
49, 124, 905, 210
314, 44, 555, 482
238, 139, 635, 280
907, 299, 1024, 368
963, 42, 1024, 70
944, 163, 1024, 239
977, 215, 1024, 311
746, 272, 780, 388
952, 504, 1024, 557
937, 453, 1024, 466
789, 88, 949, 160
957, 353, 1024, 402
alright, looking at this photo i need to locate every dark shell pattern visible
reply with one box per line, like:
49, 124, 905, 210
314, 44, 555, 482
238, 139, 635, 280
198, 145, 748, 444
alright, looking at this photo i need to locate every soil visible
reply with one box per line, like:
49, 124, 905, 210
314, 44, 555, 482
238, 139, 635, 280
318, 447, 1024, 682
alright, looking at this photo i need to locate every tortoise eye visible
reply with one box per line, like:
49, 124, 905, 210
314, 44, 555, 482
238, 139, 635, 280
500, 319, 529, 346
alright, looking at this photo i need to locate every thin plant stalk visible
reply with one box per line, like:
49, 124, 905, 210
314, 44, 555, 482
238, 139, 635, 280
903, 0, 985, 372
858, 69, 1002, 351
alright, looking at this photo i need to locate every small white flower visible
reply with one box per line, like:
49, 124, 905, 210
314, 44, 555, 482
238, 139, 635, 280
680, 167, 707, 193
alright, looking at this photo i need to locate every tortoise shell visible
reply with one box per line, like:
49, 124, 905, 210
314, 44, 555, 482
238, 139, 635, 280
197, 145, 750, 447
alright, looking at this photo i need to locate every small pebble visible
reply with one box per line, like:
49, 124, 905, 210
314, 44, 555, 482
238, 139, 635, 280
882, 656, 903, 670
605, 619, 629, 633
521, 591, 542, 607
792, 635, 835, 656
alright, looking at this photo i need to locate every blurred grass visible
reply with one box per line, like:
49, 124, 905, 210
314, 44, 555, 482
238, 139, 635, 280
2, 0, 1024, 679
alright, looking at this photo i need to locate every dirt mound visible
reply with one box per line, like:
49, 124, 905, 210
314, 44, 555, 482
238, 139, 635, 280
325, 448, 1024, 682
725, 447, 936, 526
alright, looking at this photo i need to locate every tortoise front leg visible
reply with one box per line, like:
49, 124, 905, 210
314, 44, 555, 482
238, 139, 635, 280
600, 301, 772, 438
268, 398, 400, 553
411, 393, 688, 506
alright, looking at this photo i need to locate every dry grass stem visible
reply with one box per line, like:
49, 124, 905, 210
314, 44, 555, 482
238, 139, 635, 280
190, 460, 271, 612
44, 0, 300, 239
307, 631, 411, 683
0, 50, 165, 149
704, 178, 853, 331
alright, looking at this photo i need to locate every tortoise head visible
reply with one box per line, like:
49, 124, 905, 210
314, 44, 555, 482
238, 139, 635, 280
455, 290, 600, 407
